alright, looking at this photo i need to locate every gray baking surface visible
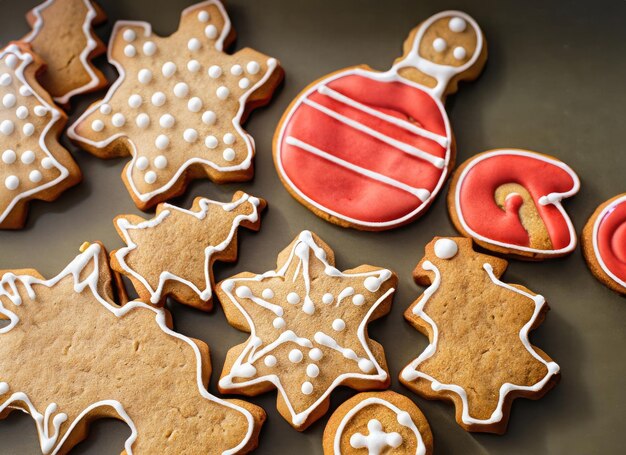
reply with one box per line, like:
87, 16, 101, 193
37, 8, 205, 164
1, 0, 625, 453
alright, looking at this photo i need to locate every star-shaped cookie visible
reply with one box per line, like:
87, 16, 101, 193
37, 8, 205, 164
217, 230, 397, 430
0, 43, 81, 229
67, 0, 283, 210
111, 191, 266, 310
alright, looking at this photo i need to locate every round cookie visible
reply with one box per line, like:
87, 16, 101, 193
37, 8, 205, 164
582, 193, 626, 295
323, 391, 433, 455
273, 11, 487, 231
448, 149, 580, 260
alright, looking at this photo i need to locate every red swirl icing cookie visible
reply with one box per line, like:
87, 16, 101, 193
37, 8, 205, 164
448, 149, 580, 259
583, 194, 626, 295
274, 11, 487, 230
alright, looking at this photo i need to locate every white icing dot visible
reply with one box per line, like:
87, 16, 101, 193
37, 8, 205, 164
246, 61, 260, 74
99, 104, 112, 114
188, 38, 201, 51
306, 364, 320, 378
174, 82, 189, 98
2, 150, 16, 164
151, 91, 166, 106
434, 238, 458, 259
159, 113, 175, 128
154, 155, 167, 169
208, 65, 222, 78
41, 157, 54, 169
205, 24, 218, 39
2, 93, 16, 108
123, 29, 136, 42
187, 60, 201, 72
205, 136, 218, 148
301, 382, 313, 395
202, 110, 216, 125
21, 150, 35, 164
235, 285, 251, 299
4, 175, 19, 190
5, 55, 18, 69
272, 317, 286, 329
449, 17, 467, 33
162, 61, 176, 77
358, 358, 375, 373
198, 11, 210, 22
264, 355, 277, 367
19, 85, 32, 97
138, 69, 152, 84
332, 319, 346, 331
453, 46, 467, 60
143, 41, 157, 56
287, 292, 300, 304
15, 106, 28, 119
136, 113, 150, 128
223, 133, 235, 145
183, 128, 198, 143
136, 156, 149, 170
155, 134, 169, 150
230, 64, 243, 76
309, 348, 323, 361
433, 37, 447, 53
144, 171, 157, 184
22, 123, 34, 136
33, 106, 47, 117
112, 113, 126, 127
364, 276, 380, 292
288, 349, 303, 363
124, 45, 136, 57
352, 294, 365, 305
0, 73, 11, 86
216, 86, 229, 99
238, 78, 250, 89
29, 170, 42, 183
322, 293, 333, 304
262, 288, 274, 299
188, 97, 202, 112
128, 94, 142, 108
91, 119, 104, 132
222, 148, 236, 162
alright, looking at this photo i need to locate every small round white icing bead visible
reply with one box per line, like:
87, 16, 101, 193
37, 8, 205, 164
162, 61, 176, 78
15, 106, 28, 119
287, 292, 300, 304
159, 114, 175, 128
138, 68, 152, 84
322, 293, 333, 304
2, 93, 16, 108
0, 73, 12, 86
91, 119, 104, 132
128, 94, 142, 108
434, 238, 459, 259
151, 91, 166, 106
198, 11, 210, 22
309, 348, 323, 361
230, 64, 243, 76
223, 148, 236, 161
202, 110, 216, 125
4, 175, 19, 190
154, 155, 168, 169
136, 113, 150, 128
29, 170, 42, 183
23, 123, 35, 136
155, 134, 169, 150
41, 157, 54, 169
173, 82, 189, 98
216, 86, 229, 99
449, 17, 467, 33
112, 113, 126, 127
144, 170, 157, 184
123, 29, 136, 42
99, 104, 112, 114
183, 128, 198, 143
187, 60, 201, 72
188, 97, 202, 112
332, 319, 346, 331
205, 24, 218, 39
208, 65, 222, 78
2, 149, 16, 164
136, 156, 149, 170
238, 78, 250, 89
301, 382, 313, 395
143, 41, 157, 57
246, 61, 260, 75
33, 106, 47, 117
288, 349, 303, 363
453, 46, 467, 60
20, 150, 35, 164
123, 45, 136, 57
433, 37, 447, 52
352, 294, 365, 305
188, 38, 201, 51
205, 136, 218, 148
264, 355, 277, 367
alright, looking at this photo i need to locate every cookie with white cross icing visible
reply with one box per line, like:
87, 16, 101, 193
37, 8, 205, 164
323, 391, 433, 455
67, 0, 283, 210
216, 230, 397, 430
0, 43, 81, 229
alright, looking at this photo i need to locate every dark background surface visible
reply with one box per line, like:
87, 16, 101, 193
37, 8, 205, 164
1, 0, 625, 453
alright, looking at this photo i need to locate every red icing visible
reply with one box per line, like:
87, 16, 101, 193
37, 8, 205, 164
458, 153, 577, 250
278, 72, 449, 224
596, 197, 626, 283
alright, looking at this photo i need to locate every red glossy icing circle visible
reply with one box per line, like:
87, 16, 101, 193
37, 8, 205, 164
277, 71, 449, 225
596, 197, 626, 283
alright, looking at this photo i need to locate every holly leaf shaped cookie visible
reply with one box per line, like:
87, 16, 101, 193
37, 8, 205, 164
111, 191, 266, 310
400, 237, 560, 434
217, 230, 397, 430
67, 0, 283, 210
0, 43, 81, 229
0, 242, 264, 454
22, 0, 108, 106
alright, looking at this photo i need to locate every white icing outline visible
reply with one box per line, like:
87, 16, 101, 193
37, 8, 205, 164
0, 243, 255, 454
333, 397, 426, 455
400, 256, 560, 426
218, 231, 394, 426
114, 192, 261, 304
66, 0, 279, 203
0, 45, 69, 225
591, 194, 626, 289
22, 0, 102, 105
453, 149, 580, 255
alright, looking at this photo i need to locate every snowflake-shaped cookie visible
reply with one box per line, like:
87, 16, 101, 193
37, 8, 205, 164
0, 43, 80, 229
217, 230, 397, 430
67, 0, 282, 209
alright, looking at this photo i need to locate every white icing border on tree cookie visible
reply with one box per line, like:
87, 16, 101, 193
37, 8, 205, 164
0, 243, 255, 454
591, 194, 626, 289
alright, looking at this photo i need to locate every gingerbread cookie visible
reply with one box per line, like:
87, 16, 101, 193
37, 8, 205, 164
400, 237, 560, 433
0, 43, 81, 229
111, 191, 266, 310
323, 391, 433, 455
216, 230, 397, 430
448, 149, 580, 259
67, 0, 283, 210
0, 242, 264, 454
582, 193, 626, 295
274, 11, 486, 230
21, 0, 107, 106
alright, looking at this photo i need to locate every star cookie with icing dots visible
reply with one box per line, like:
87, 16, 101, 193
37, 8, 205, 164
217, 230, 397, 430
0, 43, 81, 229
67, 0, 283, 210
111, 191, 266, 310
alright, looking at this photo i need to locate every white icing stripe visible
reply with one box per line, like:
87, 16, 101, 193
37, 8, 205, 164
302, 98, 445, 169
0, 244, 255, 455
114, 193, 260, 304
591, 194, 626, 289
334, 397, 426, 455
400, 260, 560, 425
285, 136, 430, 201
22, 0, 101, 105
317, 85, 448, 148
454, 149, 580, 255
